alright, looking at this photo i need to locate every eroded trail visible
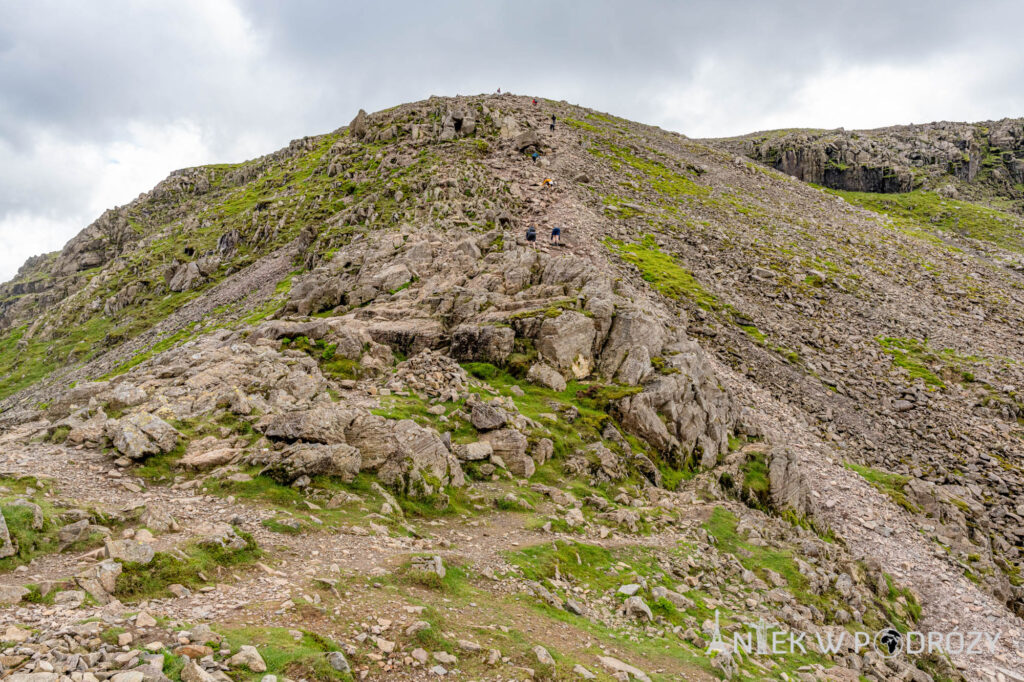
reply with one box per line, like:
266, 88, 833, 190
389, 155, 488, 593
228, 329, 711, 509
720, 363, 1024, 678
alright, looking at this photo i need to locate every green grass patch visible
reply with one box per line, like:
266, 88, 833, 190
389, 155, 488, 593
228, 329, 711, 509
844, 462, 921, 514
877, 336, 945, 388
114, 531, 260, 601
281, 336, 365, 380
606, 235, 719, 310
832, 189, 1024, 253
219, 626, 351, 681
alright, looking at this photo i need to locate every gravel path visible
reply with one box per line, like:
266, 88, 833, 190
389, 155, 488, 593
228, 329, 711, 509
718, 362, 1024, 679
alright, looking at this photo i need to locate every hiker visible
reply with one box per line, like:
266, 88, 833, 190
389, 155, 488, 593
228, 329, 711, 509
542, 177, 554, 188
525, 225, 537, 249
550, 225, 561, 245
550, 114, 556, 132
531, 151, 539, 163
497, 87, 501, 94
532, 98, 537, 105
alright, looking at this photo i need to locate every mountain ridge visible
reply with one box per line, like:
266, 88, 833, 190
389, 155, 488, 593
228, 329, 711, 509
0, 93, 1022, 680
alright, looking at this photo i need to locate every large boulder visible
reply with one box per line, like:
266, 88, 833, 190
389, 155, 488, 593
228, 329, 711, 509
344, 413, 400, 469
612, 342, 737, 467
768, 447, 813, 517
526, 362, 566, 391
598, 309, 666, 383
106, 413, 180, 460
377, 420, 465, 496
66, 410, 108, 447
107, 383, 147, 410
366, 318, 445, 355
370, 263, 413, 292
470, 402, 507, 431
449, 325, 515, 364
105, 538, 155, 565
481, 429, 533, 478
586, 443, 626, 481
514, 130, 542, 151
259, 405, 358, 444
454, 441, 493, 461
167, 261, 204, 292
349, 109, 369, 140
0, 584, 28, 605
262, 443, 362, 484
536, 311, 596, 379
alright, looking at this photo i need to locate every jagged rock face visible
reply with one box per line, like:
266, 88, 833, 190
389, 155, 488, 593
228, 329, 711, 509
53, 208, 138, 276
721, 118, 1024, 196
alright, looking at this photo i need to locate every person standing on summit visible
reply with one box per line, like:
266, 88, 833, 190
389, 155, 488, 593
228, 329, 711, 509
550, 114, 556, 132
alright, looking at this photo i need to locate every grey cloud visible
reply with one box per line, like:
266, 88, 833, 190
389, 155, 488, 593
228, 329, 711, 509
1, 0, 1023, 281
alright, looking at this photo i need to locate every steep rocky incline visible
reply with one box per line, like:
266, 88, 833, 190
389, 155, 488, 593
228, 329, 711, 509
714, 119, 1024, 205
0, 94, 1022, 680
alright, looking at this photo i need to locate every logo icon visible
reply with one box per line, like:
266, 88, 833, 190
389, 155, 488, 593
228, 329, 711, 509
873, 627, 903, 658
705, 609, 729, 656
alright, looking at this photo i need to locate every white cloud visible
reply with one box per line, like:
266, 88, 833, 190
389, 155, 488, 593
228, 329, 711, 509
0, 120, 218, 281
652, 49, 1024, 138
2, 0, 1023, 284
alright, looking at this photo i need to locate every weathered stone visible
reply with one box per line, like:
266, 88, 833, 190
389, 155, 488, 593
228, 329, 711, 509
181, 658, 217, 682
227, 645, 267, 673
597, 656, 651, 682
470, 402, 507, 431
0, 511, 15, 558
105, 538, 155, 564
107, 413, 180, 460
326, 652, 350, 673
262, 443, 362, 484
532, 646, 555, 666
450, 325, 515, 364
411, 554, 446, 578
0, 584, 28, 604
536, 311, 596, 379
260, 405, 357, 444
526, 362, 566, 391
531, 438, 553, 466
454, 441, 493, 461
108, 383, 147, 410
348, 109, 369, 140
179, 447, 239, 471
514, 130, 542, 151
481, 429, 533, 478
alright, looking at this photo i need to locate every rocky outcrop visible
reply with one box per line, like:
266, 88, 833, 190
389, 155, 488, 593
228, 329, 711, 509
614, 341, 737, 467
259, 404, 356, 444
535, 311, 596, 379
481, 428, 532, 478
261, 443, 361, 484
725, 117, 1024, 194
449, 324, 514, 364
105, 413, 180, 460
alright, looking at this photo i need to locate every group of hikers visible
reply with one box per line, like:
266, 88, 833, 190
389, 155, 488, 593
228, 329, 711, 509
525, 224, 562, 248
491, 90, 563, 250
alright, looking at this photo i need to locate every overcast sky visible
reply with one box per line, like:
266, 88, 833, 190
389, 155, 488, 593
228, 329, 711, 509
2, 0, 1023, 282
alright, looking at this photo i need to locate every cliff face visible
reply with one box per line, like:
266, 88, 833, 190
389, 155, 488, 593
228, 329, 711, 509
0, 95, 1022, 679
717, 118, 1024, 203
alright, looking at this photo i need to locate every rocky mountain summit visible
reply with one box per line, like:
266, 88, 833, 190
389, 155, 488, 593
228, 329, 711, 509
1, 94, 1023, 681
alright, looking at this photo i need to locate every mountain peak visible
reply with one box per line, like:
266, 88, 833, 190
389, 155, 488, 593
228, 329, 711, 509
0, 94, 1022, 680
